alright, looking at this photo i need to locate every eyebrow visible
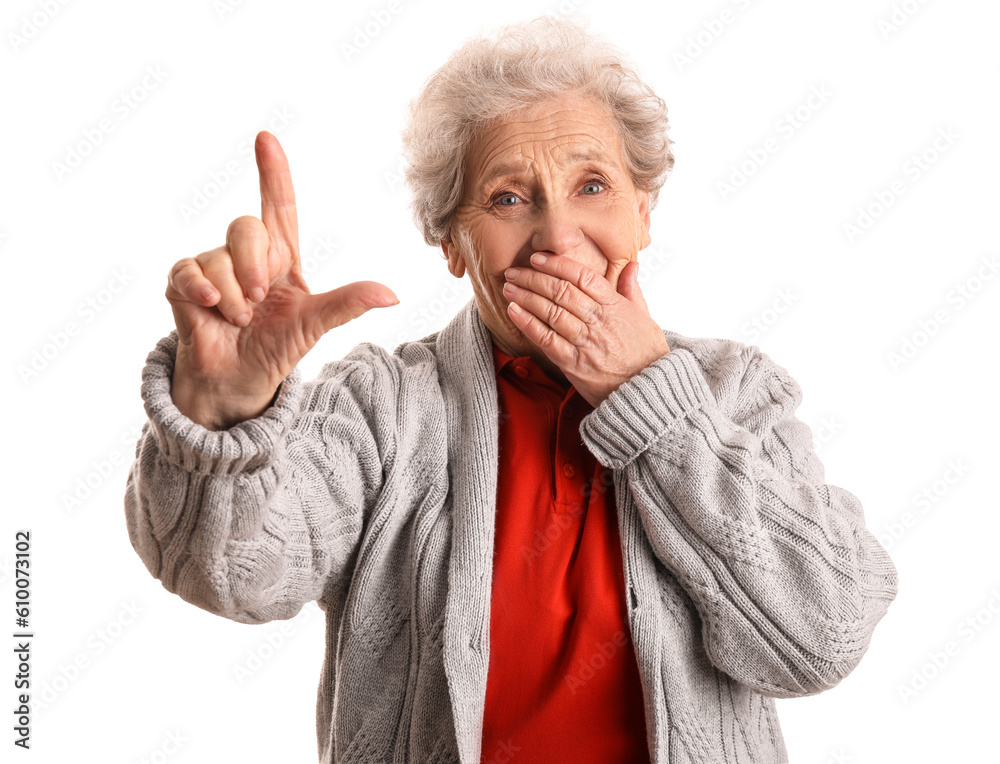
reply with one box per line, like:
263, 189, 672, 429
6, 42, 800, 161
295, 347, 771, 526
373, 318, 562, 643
477, 150, 617, 194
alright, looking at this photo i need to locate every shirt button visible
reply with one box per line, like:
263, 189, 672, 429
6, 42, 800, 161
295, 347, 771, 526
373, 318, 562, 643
514, 365, 529, 378
562, 463, 576, 478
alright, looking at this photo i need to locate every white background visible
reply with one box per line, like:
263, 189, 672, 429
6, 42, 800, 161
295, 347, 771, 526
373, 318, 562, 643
3, 0, 998, 761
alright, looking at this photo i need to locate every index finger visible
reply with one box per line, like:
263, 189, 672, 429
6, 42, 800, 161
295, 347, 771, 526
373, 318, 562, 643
255, 130, 300, 263
528, 253, 615, 304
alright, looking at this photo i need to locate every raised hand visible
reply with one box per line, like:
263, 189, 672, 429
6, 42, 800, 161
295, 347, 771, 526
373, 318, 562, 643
165, 131, 398, 429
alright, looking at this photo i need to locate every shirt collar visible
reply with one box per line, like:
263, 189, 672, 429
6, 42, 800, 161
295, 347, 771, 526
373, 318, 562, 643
490, 341, 580, 401
490, 342, 520, 376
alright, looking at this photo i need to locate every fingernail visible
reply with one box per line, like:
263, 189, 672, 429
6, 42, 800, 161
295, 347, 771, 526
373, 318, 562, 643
530, 253, 547, 266
233, 312, 250, 327
249, 287, 266, 303
505, 268, 519, 280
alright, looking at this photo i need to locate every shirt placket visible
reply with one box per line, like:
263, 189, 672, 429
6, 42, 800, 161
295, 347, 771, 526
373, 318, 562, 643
553, 390, 592, 516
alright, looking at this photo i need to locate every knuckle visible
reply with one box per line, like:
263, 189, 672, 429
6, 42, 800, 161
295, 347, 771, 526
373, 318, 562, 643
227, 215, 266, 240
228, 226, 269, 281
554, 279, 573, 305
167, 260, 195, 293
167, 257, 192, 281
215, 297, 247, 321
219, 280, 248, 308
546, 302, 564, 326
239, 257, 267, 282
197, 246, 232, 271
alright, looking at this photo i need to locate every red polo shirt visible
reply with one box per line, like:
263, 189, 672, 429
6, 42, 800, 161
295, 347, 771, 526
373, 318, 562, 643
480, 343, 650, 764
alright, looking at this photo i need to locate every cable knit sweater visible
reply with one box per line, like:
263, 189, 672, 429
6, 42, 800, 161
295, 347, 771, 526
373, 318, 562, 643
123, 296, 897, 764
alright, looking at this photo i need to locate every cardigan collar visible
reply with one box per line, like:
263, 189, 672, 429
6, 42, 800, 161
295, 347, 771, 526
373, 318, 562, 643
434, 296, 501, 764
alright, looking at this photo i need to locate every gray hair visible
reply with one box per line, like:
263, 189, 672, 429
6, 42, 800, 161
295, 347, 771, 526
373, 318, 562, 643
400, 14, 675, 250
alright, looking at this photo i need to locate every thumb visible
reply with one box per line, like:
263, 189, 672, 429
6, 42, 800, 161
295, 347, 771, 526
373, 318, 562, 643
617, 261, 647, 311
305, 280, 399, 338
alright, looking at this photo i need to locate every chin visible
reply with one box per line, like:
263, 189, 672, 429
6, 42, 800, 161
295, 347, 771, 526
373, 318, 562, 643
497, 311, 530, 348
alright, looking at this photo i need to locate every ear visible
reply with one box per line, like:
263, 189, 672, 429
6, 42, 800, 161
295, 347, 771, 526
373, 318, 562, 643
638, 190, 652, 251
441, 234, 466, 279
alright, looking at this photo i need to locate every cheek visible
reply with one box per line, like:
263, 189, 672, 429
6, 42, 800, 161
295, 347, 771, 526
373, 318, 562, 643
602, 224, 641, 263
468, 222, 520, 271
599, 202, 643, 248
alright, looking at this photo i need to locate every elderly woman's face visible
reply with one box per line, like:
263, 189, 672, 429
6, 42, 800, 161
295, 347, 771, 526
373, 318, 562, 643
442, 94, 651, 360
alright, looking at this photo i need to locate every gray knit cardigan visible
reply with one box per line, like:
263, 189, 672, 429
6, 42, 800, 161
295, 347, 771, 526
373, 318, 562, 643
124, 296, 898, 764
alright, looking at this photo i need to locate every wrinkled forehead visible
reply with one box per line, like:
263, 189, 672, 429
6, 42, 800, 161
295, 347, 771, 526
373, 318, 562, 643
464, 95, 627, 192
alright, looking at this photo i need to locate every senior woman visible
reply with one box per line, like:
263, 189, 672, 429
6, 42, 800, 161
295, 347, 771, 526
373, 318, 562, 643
124, 15, 897, 764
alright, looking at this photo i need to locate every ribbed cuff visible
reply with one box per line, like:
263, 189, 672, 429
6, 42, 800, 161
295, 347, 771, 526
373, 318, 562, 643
580, 347, 713, 470
139, 330, 302, 476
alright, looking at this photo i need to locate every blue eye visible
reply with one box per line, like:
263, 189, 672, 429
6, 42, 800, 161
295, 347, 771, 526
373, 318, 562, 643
582, 181, 605, 195
495, 193, 519, 206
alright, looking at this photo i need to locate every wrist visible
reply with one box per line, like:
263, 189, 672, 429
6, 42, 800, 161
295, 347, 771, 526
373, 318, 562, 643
170, 373, 279, 431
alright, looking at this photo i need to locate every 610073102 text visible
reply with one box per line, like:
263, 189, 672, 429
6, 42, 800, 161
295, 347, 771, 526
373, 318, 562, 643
13, 530, 32, 750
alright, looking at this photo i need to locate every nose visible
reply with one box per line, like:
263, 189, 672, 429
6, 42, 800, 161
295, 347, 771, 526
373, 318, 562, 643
530, 199, 585, 257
